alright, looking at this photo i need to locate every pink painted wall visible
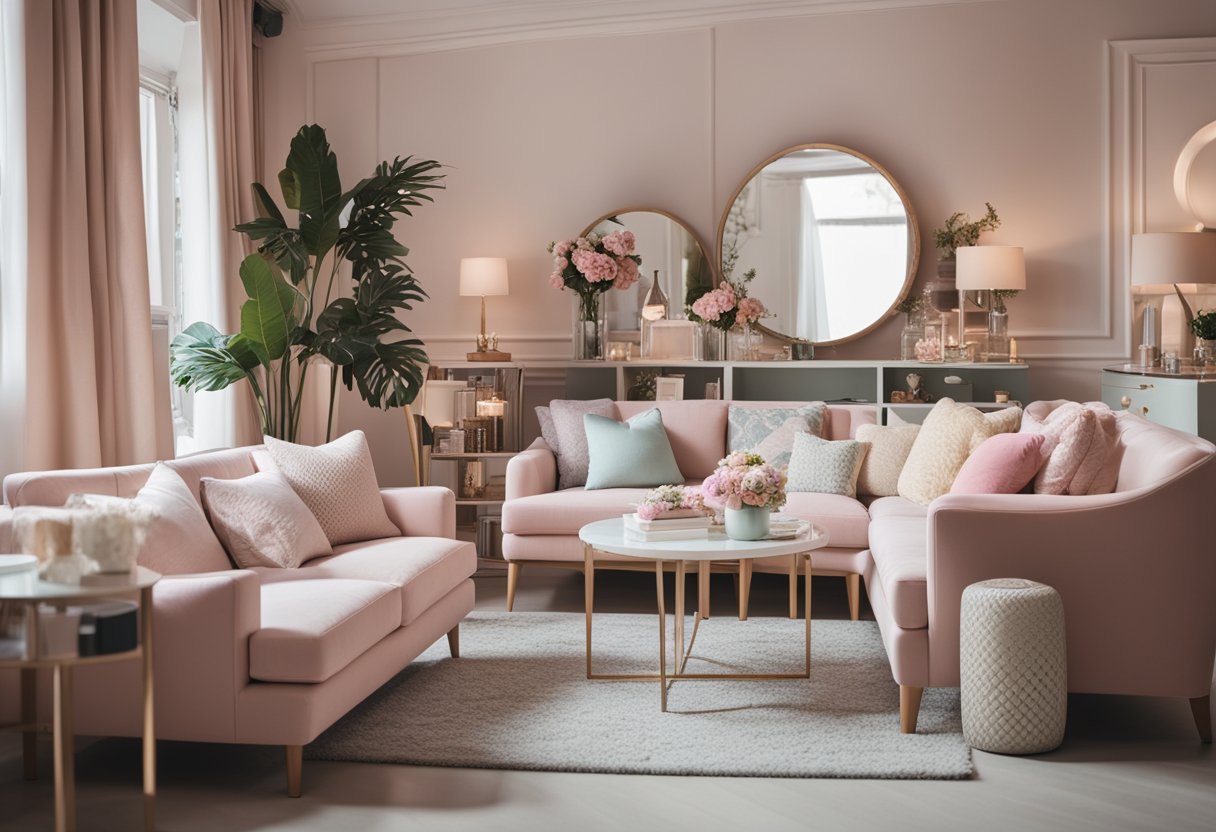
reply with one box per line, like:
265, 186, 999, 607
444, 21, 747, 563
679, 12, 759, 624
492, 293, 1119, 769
257, 0, 1216, 484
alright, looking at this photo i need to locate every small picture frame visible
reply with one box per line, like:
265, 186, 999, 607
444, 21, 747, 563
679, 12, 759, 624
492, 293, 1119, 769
655, 376, 684, 401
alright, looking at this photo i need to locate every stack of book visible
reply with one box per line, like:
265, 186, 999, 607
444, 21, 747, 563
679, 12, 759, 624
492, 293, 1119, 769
622, 510, 711, 542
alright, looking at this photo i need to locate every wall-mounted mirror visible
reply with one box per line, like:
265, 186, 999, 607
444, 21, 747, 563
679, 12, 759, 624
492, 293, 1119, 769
582, 209, 714, 337
716, 144, 919, 346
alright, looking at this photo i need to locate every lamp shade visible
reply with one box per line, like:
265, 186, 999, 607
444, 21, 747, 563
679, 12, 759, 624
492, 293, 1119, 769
459, 257, 509, 297
1130, 232, 1216, 286
955, 246, 1026, 291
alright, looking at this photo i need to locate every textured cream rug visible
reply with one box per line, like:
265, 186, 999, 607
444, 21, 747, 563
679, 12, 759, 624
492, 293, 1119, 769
307, 612, 972, 779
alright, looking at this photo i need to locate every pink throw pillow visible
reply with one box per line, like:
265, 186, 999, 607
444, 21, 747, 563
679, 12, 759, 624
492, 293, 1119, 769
951, 433, 1047, 495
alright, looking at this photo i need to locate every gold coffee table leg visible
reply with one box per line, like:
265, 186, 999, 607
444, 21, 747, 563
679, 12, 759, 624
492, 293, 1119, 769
804, 553, 813, 676
21, 667, 36, 780
52, 663, 75, 832
674, 560, 686, 672
655, 560, 668, 712
584, 543, 595, 679
698, 560, 710, 620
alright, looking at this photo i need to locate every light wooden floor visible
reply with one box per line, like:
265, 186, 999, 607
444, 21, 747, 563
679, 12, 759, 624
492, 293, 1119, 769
1, 567, 1213, 832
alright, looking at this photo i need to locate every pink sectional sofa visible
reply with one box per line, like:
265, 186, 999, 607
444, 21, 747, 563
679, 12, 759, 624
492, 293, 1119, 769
504, 400, 879, 618
504, 399, 1216, 739
0, 446, 476, 796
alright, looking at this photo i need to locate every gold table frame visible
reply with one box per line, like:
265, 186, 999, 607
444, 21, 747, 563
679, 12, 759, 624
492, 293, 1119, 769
583, 544, 814, 712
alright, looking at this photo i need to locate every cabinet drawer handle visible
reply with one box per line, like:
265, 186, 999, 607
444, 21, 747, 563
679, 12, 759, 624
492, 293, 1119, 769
1138, 383, 1154, 390
1120, 396, 1131, 408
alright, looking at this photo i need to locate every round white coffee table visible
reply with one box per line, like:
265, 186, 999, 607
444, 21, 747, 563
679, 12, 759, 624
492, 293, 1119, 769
579, 517, 828, 711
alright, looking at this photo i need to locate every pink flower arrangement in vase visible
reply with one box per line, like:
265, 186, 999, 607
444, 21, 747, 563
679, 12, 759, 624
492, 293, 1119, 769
547, 228, 642, 360
635, 484, 710, 522
686, 268, 765, 361
701, 450, 787, 540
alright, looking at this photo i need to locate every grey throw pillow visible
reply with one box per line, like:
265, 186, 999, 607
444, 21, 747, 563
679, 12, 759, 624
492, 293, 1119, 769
536, 398, 615, 489
727, 403, 827, 468
786, 433, 869, 498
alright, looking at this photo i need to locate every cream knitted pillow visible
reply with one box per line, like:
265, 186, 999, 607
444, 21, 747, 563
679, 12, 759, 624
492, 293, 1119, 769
200, 471, 332, 568
855, 424, 920, 497
897, 399, 1023, 505
263, 430, 401, 546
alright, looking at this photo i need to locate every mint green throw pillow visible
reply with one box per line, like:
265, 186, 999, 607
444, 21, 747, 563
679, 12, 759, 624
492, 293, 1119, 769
583, 408, 684, 490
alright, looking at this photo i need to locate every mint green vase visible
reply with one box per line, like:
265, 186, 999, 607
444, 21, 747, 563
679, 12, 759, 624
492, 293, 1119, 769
725, 506, 770, 541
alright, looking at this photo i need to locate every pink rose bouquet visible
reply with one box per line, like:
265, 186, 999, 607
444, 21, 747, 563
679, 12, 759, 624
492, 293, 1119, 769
686, 268, 765, 332
547, 228, 642, 303
701, 451, 787, 512
635, 484, 710, 522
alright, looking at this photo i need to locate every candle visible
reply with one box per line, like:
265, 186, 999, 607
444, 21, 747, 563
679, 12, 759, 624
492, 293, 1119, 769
1009, 337, 1018, 361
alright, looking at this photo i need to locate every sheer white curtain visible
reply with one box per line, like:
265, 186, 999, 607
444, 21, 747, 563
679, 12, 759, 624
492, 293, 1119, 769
0, 0, 27, 480
797, 179, 830, 341
176, 0, 261, 453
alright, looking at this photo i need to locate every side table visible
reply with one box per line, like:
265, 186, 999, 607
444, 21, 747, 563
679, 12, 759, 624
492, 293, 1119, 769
0, 564, 160, 832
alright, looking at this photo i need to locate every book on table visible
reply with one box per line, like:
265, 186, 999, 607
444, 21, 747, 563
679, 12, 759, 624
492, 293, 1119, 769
622, 513, 710, 541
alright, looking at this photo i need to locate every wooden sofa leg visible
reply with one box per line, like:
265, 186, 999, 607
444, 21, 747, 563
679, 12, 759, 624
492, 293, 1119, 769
446, 625, 460, 658
1191, 695, 1212, 743
285, 745, 303, 798
900, 686, 924, 734
506, 562, 521, 612
846, 573, 861, 622
738, 559, 752, 621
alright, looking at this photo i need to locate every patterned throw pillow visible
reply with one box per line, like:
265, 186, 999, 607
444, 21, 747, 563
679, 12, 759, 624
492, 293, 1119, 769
263, 430, 401, 546
200, 471, 332, 569
1020, 401, 1119, 495
896, 399, 1023, 506
854, 424, 920, 497
728, 403, 827, 468
786, 433, 869, 497
537, 398, 616, 489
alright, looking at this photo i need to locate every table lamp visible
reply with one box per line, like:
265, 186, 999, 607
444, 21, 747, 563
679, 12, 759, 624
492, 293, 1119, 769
460, 257, 511, 361
1130, 232, 1216, 365
956, 245, 1026, 363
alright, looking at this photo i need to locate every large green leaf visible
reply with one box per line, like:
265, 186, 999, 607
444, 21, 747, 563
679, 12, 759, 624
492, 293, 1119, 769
169, 322, 250, 392
250, 182, 285, 224
351, 339, 429, 408
238, 254, 298, 363
278, 168, 300, 211
285, 125, 343, 259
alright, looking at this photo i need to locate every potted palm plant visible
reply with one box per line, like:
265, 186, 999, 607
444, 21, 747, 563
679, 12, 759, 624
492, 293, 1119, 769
169, 125, 444, 442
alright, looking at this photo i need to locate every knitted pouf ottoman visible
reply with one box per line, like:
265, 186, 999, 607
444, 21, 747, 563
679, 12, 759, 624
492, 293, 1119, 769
960, 578, 1067, 754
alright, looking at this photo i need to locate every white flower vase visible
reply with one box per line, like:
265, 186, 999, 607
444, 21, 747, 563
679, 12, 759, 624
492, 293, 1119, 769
725, 506, 770, 541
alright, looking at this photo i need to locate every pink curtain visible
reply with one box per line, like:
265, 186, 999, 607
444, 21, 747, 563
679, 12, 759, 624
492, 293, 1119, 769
21, 0, 172, 471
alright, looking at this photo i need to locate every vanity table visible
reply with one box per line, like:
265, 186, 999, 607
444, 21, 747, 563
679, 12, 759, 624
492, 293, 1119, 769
1101, 365, 1216, 441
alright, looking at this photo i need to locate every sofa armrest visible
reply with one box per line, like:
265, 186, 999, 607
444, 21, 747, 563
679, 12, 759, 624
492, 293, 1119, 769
506, 439, 557, 501
924, 458, 1216, 695
381, 486, 455, 538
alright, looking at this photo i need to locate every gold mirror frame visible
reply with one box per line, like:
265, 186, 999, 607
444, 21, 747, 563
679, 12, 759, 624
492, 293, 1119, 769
714, 143, 921, 348
580, 206, 715, 309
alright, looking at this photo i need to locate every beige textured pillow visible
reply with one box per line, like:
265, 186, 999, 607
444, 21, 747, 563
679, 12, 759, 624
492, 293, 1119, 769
263, 430, 401, 546
68, 464, 232, 575
855, 424, 920, 497
897, 399, 1023, 505
200, 471, 332, 569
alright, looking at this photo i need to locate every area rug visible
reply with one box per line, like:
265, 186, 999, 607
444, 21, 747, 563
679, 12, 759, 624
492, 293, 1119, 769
307, 612, 972, 779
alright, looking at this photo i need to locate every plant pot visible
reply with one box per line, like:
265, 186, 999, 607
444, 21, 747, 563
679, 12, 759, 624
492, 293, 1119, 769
725, 506, 771, 541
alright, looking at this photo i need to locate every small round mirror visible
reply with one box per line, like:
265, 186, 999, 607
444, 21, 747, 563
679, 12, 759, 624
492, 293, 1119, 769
582, 209, 714, 336
716, 144, 919, 346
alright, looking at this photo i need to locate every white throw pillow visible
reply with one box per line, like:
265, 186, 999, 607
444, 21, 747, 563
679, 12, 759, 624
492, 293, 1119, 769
897, 399, 1023, 506
200, 471, 332, 569
854, 424, 920, 497
786, 433, 868, 497
263, 430, 401, 546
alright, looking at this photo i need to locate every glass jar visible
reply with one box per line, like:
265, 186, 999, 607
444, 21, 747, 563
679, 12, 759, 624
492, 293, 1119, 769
917, 315, 945, 363
696, 323, 727, 361
900, 309, 926, 361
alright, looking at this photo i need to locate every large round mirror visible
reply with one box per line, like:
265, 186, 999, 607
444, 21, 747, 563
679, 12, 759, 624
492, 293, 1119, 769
716, 144, 919, 346
582, 209, 714, 338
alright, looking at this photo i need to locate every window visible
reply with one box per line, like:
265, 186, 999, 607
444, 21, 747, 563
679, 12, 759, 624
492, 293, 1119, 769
138, 71, 189, 440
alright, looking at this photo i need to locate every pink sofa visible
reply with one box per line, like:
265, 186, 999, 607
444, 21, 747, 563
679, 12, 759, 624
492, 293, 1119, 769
870, 403, 1216, 738
0, 446, 476, 796
503, 400, 879, 618
504, 399, 1216, 740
